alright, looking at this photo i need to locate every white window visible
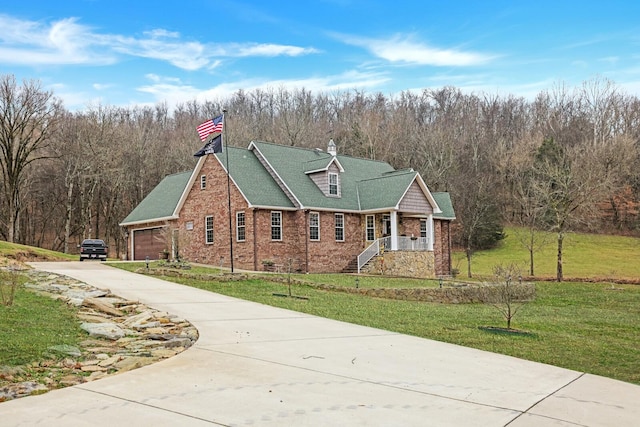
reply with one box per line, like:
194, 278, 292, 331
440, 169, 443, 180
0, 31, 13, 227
200, 175, 206, 189
335, 213, 344, 241
366, 215, 375, 241
271, 211, 282, 241
186, 221, 194, 231
205, 215, 214, 244
236, 212, 246, 242
328, 173, 339, 196
310, 212, 320, 241
420, 220, 427, 238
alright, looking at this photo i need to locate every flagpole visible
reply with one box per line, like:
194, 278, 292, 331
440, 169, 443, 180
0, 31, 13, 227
223, 109, 234, 273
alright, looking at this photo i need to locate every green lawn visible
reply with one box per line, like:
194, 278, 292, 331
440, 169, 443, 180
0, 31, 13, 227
0, 241, 77, 263
115, 261, 640, 385
2, 232, 639, 387
454, 227, 640, 280
0, 286, 85, 365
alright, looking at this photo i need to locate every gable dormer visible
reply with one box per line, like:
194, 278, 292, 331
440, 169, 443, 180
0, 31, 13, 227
304, 154, 344, 198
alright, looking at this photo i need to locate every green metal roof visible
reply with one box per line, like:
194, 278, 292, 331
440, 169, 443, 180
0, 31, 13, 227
120, 171, 191, 225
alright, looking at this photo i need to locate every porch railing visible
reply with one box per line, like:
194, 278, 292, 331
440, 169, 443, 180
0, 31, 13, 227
357, 236, 430, 273
381, 236, 429, 251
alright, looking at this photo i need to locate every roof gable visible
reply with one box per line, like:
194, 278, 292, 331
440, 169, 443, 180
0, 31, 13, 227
304, 156, 345, 174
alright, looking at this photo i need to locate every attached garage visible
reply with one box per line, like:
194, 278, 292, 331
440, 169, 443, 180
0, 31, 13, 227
132, 227, 167, 260
119, 171, 193, 261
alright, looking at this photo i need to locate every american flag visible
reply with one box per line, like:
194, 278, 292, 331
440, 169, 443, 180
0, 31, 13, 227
196, 115, 224, 141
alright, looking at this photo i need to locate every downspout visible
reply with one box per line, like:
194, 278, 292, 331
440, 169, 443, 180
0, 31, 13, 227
447, 221, 452, 274
305, 210, 309, 273
253, 208, 258, 271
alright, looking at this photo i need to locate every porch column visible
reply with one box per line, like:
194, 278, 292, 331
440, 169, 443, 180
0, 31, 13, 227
427, 213, 434, 251
390, 211, 398, 250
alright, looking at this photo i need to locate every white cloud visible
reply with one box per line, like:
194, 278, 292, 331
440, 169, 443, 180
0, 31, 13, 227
0, 14, 320, 70
0, 15, 115, 65
110, 34, 210, 70
234, 43, 320, 57
92, 83, 113, 91
337, 33, 494, 66
137, 70, 391, 109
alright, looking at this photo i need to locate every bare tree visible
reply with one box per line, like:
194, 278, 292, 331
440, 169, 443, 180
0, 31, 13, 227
485, 263, 532, 330
533, 138, 612, 281
0, 75, 62, 242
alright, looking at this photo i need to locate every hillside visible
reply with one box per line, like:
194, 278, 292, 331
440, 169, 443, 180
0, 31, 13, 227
453, 228, 640, 281
0, 241, 76, 266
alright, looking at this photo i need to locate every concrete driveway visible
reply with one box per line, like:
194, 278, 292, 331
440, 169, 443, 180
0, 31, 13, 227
2, 262, 639, 426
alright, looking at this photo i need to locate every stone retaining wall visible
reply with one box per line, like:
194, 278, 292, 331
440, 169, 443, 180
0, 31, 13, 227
310, 282, 536, 304
145, 268, 535, 304
364, 251, 436, 278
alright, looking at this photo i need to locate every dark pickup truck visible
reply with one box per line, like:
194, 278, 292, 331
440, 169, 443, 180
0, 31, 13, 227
79, 239, 108, 261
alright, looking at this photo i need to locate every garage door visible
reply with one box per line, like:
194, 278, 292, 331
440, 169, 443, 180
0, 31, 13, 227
133, 228, 166, 260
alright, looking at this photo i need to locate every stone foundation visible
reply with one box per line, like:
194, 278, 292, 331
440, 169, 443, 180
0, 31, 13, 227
366, 251, 436, 278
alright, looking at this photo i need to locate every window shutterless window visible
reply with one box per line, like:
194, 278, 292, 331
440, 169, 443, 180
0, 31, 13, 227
328, 173, 339, 196
205, 215, 214, 244
236, 212, 246, 242
420, 220, 427, 238
335, 213, 344, 241
200, 175, 206, 189
309, 212, 320, 241
366, 215, 375, 241
271, 211, 282, 241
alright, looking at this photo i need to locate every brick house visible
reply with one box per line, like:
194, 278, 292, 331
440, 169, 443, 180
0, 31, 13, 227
120, 140, 455, 278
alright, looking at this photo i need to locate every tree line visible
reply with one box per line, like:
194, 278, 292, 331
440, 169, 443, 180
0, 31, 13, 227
1, 74, 639, 280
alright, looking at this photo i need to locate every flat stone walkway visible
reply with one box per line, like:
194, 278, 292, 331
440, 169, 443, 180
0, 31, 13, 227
2, 262, 639, 426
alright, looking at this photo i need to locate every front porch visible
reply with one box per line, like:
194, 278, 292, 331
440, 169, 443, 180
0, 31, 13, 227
357, 210, 435, 276
357, 234, 436, 278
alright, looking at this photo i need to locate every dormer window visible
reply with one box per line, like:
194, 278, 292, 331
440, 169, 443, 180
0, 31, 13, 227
328, 173, 339, 196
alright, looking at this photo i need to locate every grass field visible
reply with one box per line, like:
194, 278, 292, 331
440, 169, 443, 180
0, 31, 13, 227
1, 232, 639, 386
453, 227, 640, 280
115, 260, 640, 385
0, 281, 85, 366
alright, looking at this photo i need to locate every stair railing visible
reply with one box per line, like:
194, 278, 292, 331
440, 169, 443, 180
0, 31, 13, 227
357, 239, 380, 274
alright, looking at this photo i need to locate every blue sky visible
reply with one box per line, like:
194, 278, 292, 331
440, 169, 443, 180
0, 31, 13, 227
1, 0, 640, 111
